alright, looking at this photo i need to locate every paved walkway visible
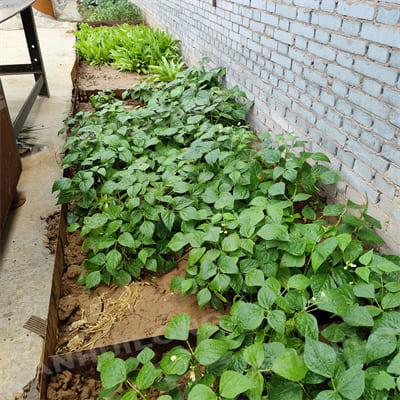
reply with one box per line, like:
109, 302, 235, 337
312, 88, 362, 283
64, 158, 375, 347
0, 8, 76, 399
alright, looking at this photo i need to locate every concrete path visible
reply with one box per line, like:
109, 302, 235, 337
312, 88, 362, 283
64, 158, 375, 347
0, 11, 76, 399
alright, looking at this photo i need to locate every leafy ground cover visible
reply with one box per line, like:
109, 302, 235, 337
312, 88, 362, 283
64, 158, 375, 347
74, 23, 183, 74
78, 0, 142, 22
54, 63, 400, 399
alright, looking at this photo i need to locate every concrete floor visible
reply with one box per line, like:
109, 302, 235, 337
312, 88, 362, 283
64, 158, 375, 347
0, 10, 76, 399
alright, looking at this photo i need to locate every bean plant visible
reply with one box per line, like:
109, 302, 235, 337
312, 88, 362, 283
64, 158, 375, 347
53, 61, 400, 399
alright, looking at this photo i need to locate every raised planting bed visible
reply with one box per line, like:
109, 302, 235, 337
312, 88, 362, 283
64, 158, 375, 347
40, 34, 400, 398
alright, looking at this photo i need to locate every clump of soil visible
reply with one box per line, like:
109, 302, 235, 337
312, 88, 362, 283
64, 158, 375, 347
77, 62, 148, 92
46, 369, 101, 400
42, 211, 61, 254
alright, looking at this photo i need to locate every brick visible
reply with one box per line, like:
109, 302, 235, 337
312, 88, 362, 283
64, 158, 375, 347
330, 34, 367, 55
388, 164, 400, 185
327, 64, 361, 86
297, 9, 311, 23
309, 127, 321, 142
261, 36, 277, 49
382, 143, 400, 167
292, 61, 303, 74
321, 0, 336, 13
289, 86, 300, 99
341, 165, 380, 204
273, 88, 292, 107
275, 3, 297, 19
390, 110, 400, 128
273, 28, 294, 45
390, 51, 400, 69
327, 109, 343, 127
374, 175, 395, 200
274, 64, 284, 76
292, 101, 316, 124
288, 47, 313, 65
314, 58, 326, 73
382, 88, 400, 109
337, 0, 374, 20
307, 83, 321, 98
290, 21, 315, 39
295, 36, 307, 50
347, 138, 389, 174
300, 93, 312, 107
295, 76, 306, 90
367, 44, 390, 64
336, 51, 353, 68
361, 24, 400, 49
250, 20, 265, 33
331, 81, 348, 97
362, 79, 382, 98
354, 58, 398, 86
372, 119, 396, 140
294, 0, 319, 10
348, 89, 390, 119
321, 136, 338, 155
308, 41, 336, 61
342, 118, 360, 138
321, 90, 335, 106
337, 148, 355, 167
284, 69, 294, 82
266, 1, 275, 12
279, 18, 290, 31
353, 107, 373, 128
279, 79, 288, 91
316, 119, 346, 145
360, 130, 381, 152
248, 39, 262, 53
354, 159, 374, 181
376, 6, 400, 26
336, 99, 352, 116
311, 12, 342, 31
341, 20, 360, 36
251, 0, 267, 9
304, 67, 328, 87
315, 29, 330, 44
312, 101, 325, 115
261, 13, 278, 26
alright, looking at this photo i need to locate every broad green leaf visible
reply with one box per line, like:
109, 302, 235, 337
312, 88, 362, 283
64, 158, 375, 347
140, 220, 155, 238
323, 205, 345, 217
121, 392, 137, 400
100, 358, 126, 389
343, 337, 366, 367
271, 350, 308, 381
267, 310, 286, 335
84, 214, 108, 229
359, 249, 373, 265
295, 312, 319, 340
164, 314, 190, 341
197, 322, 219, 344
288, 274, 311, 290
168, 232, 189, 252
366, 330, 397, 363
353, 283, 375, 299
257, 224, 289, 241
232, 301, 265, 331
215, 192, 234, 210
321, 324, 346, 342
336, 233, 352, 252
336, 366, 365, 400
86, 271, 101, 289
388, 353, 400, 374
382, 292, 400, 309
219, 371, 254, 398
188, 247, 206, 266
343, 306, 374, 327
304, 338, 336, 378
188, 384, 217, 400
269, 381, 303, 400
136, 361, 161, 390
263, 342, 286, 369
258, 286, 277, 309
197, 288, 212, 309
372, 371, 395, 391
106, 249, 122, 272
311, 237, 338, 272
243, 343, 264, 369
179, 206, 199, 221
194, 339, 230, 365
314, 390, 342, 400
97, 351, 114, 372
161, 209, 175, 231
160, 347, 191, 375
222, 233, 241, 252
355, 267, 370, 282
117, 232, 136, 248
267, 204, 283, 224
209, 274, 230, 293
218, 255, 239, 274
245, 269, 264, 286
137, 347, 155, 364
268, 182, 285, 196
281, 253, 306, 268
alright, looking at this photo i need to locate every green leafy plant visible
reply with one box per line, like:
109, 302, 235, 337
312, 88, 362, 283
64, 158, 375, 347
149, 56, 185, 82
74, 23, 181, 73
78, 0, 141, 22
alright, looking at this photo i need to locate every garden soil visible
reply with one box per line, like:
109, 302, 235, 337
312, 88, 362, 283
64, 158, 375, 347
56, 229, 224, 353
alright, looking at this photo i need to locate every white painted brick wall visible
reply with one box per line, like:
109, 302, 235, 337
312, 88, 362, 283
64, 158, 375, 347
131, 0, 400, 255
